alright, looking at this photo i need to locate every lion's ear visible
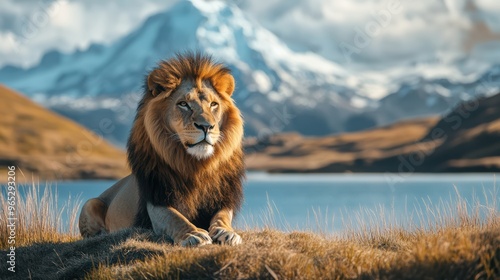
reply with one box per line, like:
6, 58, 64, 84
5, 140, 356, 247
147, 69, 179, 97
211, 72, 235, 96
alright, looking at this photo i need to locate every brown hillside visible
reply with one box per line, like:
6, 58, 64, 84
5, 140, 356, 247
0, 85, 128, 181
420, 93, 500, 171
246, 93, 500, 173
245, 118, 439, 172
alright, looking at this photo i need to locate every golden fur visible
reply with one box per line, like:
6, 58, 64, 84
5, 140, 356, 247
79, 53, 245, 246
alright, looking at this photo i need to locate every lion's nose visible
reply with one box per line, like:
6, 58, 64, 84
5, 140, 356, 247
194, 123, 214, 133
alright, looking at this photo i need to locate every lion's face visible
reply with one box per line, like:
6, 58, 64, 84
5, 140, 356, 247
144, 79, 228, 161
139, 54, 241, 166
167, 80, 224, 159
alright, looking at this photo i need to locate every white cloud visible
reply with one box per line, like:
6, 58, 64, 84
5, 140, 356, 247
0, 0, 499, 68
0, 32, 17, 53
241, 0, 479, 65
0, 0, 177, 67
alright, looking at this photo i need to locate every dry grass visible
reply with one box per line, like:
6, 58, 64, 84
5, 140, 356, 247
0, 182, 81, 248
0, 183, 498, 279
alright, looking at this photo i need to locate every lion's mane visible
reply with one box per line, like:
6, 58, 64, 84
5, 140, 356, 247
127, 53, 245, 230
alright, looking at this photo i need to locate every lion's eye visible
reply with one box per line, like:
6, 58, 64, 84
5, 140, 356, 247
178, 101, 189, 108
210, 102, 218, 108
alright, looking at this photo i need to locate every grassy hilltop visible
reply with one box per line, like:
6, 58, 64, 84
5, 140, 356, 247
0, 184, 498, 279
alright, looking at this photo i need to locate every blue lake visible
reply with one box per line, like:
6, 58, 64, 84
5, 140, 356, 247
14, 173, 500, 233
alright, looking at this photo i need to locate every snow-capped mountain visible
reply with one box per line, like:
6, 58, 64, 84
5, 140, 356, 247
0, 0, 499, 146
0, 0, 366, 103
372, 60, 500, 125
0, 0, 373, 144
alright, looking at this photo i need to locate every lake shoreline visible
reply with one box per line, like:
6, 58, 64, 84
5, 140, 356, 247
7, 174, 498, 233
2, 180, 498, 279
2, 171, 498, 184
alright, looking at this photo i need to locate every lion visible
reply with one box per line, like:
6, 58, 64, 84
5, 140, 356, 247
78, 53, 245, 247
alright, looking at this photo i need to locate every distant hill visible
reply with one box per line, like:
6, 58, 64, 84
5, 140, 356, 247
246, 93, 500, 173
0, 85, 128, 181
417, 92, 500, 171
245, 118, 440, 172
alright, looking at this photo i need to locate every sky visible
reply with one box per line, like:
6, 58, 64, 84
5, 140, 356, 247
1, 0, 500, 69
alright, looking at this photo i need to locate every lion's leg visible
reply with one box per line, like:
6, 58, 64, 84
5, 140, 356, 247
79, 198, 108, 238
146, 203, 212, 247
209, 209, 242, 245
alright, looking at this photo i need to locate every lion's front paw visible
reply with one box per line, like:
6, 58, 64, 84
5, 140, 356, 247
209, 227, 242, 245
179, 229, 212, 247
